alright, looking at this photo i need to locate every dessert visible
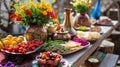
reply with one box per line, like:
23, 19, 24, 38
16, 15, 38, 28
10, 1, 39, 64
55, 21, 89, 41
36, 51, 62, 67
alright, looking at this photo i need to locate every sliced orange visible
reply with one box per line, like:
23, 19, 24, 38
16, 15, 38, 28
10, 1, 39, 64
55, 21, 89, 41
3, 40, 11, 46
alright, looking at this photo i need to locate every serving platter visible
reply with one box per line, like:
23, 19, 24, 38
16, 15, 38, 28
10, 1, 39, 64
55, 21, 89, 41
75, 26, 101, 32
94, 22, 113, 26
1, 45, 42, 55
58, 42, 90, 55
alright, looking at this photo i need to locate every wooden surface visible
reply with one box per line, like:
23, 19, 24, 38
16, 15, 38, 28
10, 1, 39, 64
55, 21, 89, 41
63, 20, 119, 67
99, 54, 119, 67
79, 52, 119, 67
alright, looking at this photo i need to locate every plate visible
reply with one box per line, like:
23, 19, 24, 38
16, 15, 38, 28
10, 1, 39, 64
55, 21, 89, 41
75, 27, 90, 31
1, 45, 42, 55
94, 22, 113, 26
32, 59, 69, 67
59, 42, 90, 55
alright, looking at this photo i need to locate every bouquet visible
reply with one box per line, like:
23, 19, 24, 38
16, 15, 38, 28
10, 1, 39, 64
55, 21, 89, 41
10, 0, 54, 26
71, 0, 92, 13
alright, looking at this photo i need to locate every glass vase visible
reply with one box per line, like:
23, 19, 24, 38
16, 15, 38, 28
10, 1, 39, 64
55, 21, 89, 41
25, 25, 48, 42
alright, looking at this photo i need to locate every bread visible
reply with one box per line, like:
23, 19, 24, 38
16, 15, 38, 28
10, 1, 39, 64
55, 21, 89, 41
76, 31, 100, 40
61, 41, 81, 48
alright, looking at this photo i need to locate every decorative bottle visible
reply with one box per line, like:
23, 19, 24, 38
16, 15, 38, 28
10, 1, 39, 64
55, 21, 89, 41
63, 8, 76, 37
53, 5, 61, 30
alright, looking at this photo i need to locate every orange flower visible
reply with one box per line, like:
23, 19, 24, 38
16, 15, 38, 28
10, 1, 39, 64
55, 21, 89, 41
15, 11, 19, 16
42, 11, 47, 15
20, 5, 27, 9
20, 9, 24, 13
30, 2, 35, 7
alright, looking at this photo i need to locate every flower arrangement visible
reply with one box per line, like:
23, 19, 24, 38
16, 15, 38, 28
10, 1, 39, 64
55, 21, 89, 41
10, 0, 54, 26
71, 0, 92, 13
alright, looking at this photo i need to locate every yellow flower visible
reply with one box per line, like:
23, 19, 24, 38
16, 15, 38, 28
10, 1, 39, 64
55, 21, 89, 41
41, 2, 47, 8
71, 0, 92, 7
36, 2, 42, 8
42, 11, 47, 15
20, 9, 24, 13
47, 8, 52, 12
45, 3, 52, 12
30, 0, 33, 2
15, 11, 19, 16
30, 2, 35, 7
20, 4, 27, 9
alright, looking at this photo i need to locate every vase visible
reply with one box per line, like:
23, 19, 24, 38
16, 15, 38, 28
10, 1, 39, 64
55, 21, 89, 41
62, 8, 76, 37
25, 25, 48, 42
73, 12, 91, 28
53, 5, 61, 30
47, 24, 57, 39
94, 0, 101, 19
53, 31, 71, 41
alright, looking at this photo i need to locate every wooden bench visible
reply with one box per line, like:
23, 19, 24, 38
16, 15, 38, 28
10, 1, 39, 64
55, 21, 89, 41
99, 53, 119, 67
81, 52, 119, 67
93, 51, 119, 67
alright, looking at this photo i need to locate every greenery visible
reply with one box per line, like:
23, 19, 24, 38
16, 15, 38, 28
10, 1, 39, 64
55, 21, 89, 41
75, 3, 89, 12
10, 0, 54, 26
40, 40, 66, 51
71, 0, 92, 13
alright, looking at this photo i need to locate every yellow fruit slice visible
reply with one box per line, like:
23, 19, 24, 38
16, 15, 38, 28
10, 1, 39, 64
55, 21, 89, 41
6, 35, 13, 40
12, 37, 17, 41
18, 36, 24, 42
11, 41, 17, 45
3, 40, 10, 46
0, 41, 4, 49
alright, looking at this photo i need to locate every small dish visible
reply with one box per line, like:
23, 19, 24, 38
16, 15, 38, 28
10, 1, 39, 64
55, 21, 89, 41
32, 59, 69, 67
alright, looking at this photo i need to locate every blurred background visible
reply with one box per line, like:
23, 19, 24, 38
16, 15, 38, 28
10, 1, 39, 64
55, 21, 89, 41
0, 0, 119, 36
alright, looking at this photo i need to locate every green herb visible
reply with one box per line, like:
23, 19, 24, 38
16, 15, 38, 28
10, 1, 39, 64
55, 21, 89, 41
40, 40, 65, 51
45, 45, 70, 53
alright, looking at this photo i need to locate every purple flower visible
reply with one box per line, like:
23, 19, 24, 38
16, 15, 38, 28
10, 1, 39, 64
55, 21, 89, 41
72, 37, 89, 46
4, 61, 14, 67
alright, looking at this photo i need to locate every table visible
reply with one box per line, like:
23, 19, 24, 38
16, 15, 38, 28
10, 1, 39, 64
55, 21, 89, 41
63, 20, 119, 67
1, 21, 119, 67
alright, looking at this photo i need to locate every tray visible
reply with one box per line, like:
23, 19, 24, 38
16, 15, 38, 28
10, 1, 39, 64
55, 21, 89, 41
32, 59, 69, 67
94, 22, 113, 26
1, 45, 42, 55
59, 42, 90, 55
